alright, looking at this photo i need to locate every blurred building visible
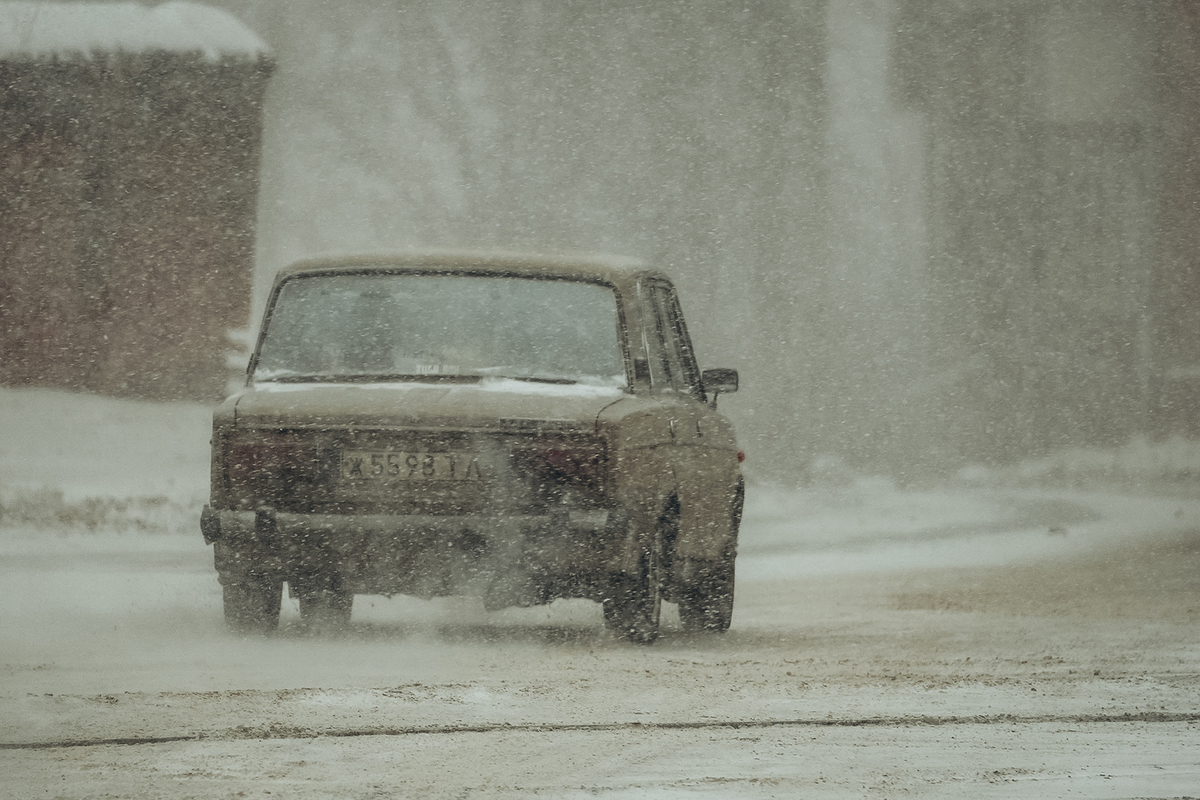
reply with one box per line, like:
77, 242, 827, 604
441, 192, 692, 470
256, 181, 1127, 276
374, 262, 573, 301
893, 0, 1200, 459
0, 2, 272, 401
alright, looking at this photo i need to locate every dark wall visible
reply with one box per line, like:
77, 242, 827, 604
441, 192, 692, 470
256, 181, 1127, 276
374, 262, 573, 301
893, 0, 1200, 461
1157, 1, 1200, 437
0, 53, 272, 401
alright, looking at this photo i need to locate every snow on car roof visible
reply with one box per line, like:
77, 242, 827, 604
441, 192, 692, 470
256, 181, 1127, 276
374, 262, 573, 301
0, 1, 268, 61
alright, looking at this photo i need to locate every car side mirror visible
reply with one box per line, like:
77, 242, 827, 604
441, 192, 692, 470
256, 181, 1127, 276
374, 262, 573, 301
701, 367, 738, 407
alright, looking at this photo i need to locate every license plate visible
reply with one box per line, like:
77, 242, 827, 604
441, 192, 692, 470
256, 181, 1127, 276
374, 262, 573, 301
340, 451, 482, 481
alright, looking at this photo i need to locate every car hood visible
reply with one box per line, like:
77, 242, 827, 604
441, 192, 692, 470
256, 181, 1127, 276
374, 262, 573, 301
232, 379, 627, 432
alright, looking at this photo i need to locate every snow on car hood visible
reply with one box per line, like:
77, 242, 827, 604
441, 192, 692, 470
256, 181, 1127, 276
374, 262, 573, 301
232, 379, 627, 431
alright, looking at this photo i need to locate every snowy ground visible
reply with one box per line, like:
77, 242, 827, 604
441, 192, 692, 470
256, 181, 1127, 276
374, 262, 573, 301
1, 386, 1198, 798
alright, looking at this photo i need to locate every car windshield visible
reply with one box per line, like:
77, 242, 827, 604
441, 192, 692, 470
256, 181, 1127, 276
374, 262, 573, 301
253, 272, 626, 386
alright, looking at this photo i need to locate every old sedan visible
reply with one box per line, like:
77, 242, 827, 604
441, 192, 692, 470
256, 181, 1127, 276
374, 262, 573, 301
201, 253, 743, 643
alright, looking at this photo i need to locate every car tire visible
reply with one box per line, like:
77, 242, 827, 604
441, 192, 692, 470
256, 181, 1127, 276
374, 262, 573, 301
298, 586, 354, 634
677, 549, 735, 634
602, 519, 662, 645
223, 576, 282, 635
676, 479, 741, 634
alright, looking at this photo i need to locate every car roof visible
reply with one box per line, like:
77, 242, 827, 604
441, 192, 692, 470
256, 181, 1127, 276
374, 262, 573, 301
272, 251, 671, 291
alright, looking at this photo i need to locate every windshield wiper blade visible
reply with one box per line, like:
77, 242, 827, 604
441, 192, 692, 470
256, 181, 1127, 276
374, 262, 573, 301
253, 374, 335, 383
255, 373, 482, 384
371, 374, 482, 383
489, 375, 578, 385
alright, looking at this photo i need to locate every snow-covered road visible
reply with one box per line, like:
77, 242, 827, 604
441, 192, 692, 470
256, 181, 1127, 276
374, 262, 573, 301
1, 387, 1198, 798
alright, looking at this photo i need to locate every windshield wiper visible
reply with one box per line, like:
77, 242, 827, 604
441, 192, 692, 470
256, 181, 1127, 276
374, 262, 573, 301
255, 373, 482, 384
488, 375, 578, 385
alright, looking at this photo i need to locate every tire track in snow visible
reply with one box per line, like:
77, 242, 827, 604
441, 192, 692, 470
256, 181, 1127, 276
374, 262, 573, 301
5, 710, 1199, 750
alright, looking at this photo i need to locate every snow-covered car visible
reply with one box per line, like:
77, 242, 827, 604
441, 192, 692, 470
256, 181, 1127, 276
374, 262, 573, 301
200, 253, 744, 643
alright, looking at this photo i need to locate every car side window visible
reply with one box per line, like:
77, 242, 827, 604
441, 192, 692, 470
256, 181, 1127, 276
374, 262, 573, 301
646, 281, 703, 401
641, 284, 674, 392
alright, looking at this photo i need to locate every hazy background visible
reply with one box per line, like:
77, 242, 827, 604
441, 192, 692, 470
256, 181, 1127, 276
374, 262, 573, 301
217, 0, 1200, 482
7, 0, 1199, 484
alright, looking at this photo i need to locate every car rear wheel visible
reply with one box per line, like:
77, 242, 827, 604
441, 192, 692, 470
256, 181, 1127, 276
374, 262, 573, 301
602, 520, 662, 645
677, 550, 735, 633
223, 576, 282, 635
676, 479, 741, 634
297, 580, 353, 635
